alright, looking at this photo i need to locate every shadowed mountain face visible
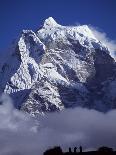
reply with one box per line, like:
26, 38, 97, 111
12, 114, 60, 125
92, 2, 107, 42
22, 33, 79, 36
0, 17, 116, 116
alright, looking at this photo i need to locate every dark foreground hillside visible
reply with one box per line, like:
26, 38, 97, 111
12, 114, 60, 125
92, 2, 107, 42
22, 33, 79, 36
43, 146, 116, 155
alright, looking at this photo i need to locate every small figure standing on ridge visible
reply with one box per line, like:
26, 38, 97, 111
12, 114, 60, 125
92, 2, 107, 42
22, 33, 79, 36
79, 146, 82, 153
74, 147, 77, 153
69, 147, 72, 153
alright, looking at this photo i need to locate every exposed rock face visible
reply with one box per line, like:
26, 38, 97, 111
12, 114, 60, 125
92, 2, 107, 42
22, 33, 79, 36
0, 17, 116, 116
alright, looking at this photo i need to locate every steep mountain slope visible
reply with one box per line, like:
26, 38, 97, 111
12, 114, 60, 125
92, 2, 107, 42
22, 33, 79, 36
0, 17, 116, 116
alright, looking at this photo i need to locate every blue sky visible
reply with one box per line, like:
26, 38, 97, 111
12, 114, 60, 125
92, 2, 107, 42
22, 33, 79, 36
0, 0, 116, 50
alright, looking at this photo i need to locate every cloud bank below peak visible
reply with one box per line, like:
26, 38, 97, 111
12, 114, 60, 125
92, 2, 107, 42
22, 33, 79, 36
0, 94, 116, 155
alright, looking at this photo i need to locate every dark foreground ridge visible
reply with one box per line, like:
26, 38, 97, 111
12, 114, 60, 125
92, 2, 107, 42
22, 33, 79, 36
43, 146, 116, 155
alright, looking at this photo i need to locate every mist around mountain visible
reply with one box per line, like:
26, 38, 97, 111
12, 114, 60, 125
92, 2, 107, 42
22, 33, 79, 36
0, 94, 116, 155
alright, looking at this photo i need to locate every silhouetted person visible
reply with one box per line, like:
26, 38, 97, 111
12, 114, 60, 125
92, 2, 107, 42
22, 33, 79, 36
69, 147, 72, 153
79, 146, 82, 153
74, 147, 77, 153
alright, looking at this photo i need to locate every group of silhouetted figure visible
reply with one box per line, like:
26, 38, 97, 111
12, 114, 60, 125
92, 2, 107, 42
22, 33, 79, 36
69, 146, 83, 153
43, 146, 116, 155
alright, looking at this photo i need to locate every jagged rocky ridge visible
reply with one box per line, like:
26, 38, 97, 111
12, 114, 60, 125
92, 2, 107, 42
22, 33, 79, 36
0, 17, 116, 116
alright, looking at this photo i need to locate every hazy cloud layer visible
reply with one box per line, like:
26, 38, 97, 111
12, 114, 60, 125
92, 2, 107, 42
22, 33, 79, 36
0, 94, 116, 155
90, 26, 116, 59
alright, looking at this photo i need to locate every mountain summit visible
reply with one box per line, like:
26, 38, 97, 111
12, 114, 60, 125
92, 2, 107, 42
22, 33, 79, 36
0, 17, 116, 116
43, 17, 60, 27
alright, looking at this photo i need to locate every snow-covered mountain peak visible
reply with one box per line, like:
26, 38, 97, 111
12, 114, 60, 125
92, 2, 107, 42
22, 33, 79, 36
43, 17, 60, 28
37, 20, 108, 53
0, 18, 116, 116
41, 17, 96, 40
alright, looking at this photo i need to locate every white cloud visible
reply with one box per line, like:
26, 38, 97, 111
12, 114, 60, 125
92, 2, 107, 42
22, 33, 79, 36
0, 94, 116, 155
90, 26, 116, 59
